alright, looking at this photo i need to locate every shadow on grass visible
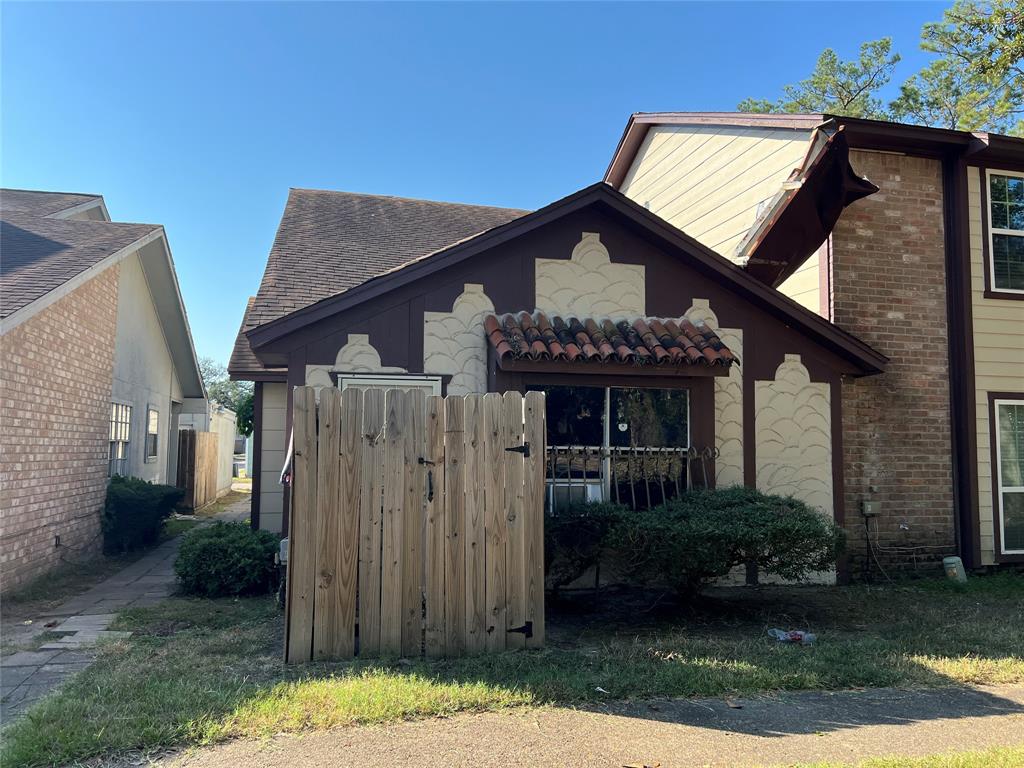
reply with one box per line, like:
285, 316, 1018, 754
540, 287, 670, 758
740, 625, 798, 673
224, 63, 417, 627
2, 574, 1022, 767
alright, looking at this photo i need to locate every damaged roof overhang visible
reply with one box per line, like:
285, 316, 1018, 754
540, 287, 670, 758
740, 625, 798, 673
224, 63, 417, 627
738, 125, 879, 288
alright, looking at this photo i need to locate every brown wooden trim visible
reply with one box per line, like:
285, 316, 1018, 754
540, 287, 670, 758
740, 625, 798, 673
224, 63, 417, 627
248, 184, 888, 376
988, 391, 1024, 564
251, 382, 263, 531
231, 370, 288, 383
944, 154, 982, 568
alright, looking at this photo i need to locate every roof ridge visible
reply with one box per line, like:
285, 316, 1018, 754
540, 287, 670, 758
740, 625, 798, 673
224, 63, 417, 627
0, 187, 103, 199
288, 187, 530, 213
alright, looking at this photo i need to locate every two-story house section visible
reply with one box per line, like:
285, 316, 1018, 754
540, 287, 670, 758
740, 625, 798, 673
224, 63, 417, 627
606, 113, 1024, 571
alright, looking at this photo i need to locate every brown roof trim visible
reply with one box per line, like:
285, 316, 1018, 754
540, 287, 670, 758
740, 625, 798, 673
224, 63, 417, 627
247, 182, 887, 376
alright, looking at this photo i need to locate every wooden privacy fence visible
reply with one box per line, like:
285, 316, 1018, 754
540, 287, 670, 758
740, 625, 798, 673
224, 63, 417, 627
176, 429, 219, 510
285, 387, 546, 662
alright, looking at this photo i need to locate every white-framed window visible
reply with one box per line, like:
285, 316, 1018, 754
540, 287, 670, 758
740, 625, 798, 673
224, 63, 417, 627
145, 407, 159, 462
995, 398, 1024, 554
336, 374, 442, 396
986, 170, 1024, 293
109, 403, 132, 477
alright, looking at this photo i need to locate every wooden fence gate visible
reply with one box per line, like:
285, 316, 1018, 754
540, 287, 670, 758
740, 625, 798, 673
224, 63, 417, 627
284, 387, 546, 662
176, 429, 219, 511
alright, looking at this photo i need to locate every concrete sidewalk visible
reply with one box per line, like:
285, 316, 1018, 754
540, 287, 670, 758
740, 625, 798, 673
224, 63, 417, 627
1, 536, 183, 721
159, 685, 1024, 768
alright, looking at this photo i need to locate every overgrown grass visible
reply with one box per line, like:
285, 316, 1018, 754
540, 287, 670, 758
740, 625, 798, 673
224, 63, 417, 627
161, 517, 201, 541
2, 574, 1021, 768
796, 745, 1024, 767
195, 490, 250, 519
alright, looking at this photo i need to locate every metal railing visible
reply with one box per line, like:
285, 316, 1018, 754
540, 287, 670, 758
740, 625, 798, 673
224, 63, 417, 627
545, 445, 719, 513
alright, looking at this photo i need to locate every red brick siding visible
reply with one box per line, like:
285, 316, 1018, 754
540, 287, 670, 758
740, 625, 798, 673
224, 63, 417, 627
832, 151, 954, 574
0, 265, 121, 590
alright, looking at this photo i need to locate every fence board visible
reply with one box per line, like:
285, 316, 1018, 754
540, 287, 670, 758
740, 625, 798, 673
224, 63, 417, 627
462, 394, 486, 654
524, 391, 546, 648
285, 387, 544, 662
444, 396, 466, 656
381, 389, 407, 656
358, 389, 386, 656
286, 387, 318, 663
313, 388, 343, 660
424, 396, 446, 658
503, 392, 527, 650
337, 388, 362, 657
482, 393, 506, 652
401, 391, 426, 657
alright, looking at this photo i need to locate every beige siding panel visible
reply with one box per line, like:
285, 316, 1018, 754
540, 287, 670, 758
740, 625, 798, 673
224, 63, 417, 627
620, 125, 812, 261
777, 255, 821, 314
967, 166, 1024, 565
260, 382, 288, 533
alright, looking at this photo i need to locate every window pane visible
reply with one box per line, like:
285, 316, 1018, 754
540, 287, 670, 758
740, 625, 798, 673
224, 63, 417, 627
527, 385, 605, 446
609, 388, 689, 448
991, 174, 1009, 203
993, 203, 1009, 229
1010, 204, 1024, 231
148, 408, 159, 434
1007, 176, 1024, 203
999, 403, 1024, 487
992, 234, 1024, 290
1002, 493, 1024, 552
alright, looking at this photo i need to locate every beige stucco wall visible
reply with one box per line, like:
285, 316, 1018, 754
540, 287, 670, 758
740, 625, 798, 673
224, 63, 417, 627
967, 166, 1024, 564
755, 354, 833, 515
619, 124, 813, 259
260, 382, 287, 533
535, 233, 645, 319
111, 250, 182, 484
424, 283, 495, 396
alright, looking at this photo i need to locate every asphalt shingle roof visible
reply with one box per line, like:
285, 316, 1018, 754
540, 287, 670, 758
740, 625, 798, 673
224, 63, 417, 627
248, 189, 528, 329
1, 189, 102, 217
231, 188, 528, 375
0, 199, 158, 320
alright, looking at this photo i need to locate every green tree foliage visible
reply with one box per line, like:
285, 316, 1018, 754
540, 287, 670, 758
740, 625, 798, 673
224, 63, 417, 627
893, 0, 1023, 134
198, 356, 254, 434
740, 2, 1024, 135
737, 39, 900, 119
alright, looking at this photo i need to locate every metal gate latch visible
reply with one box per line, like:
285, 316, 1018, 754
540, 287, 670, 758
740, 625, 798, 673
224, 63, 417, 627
504, 442, 531, 458
507, 621, 533, 638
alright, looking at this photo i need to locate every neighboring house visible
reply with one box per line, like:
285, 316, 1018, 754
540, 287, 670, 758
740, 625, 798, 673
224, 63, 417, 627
0, 189, 207, 588
230, 183, 887, 580
604, 113, 1024, 570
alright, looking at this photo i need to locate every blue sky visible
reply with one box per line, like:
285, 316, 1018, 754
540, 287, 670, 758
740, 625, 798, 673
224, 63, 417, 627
2, 1, 946, 364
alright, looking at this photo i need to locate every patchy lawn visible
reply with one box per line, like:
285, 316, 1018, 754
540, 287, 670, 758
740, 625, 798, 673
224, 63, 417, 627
195, 490, 250, 519
802, 745, 1024, 767
161, 517, 202, 541
2, 574, 1021, 768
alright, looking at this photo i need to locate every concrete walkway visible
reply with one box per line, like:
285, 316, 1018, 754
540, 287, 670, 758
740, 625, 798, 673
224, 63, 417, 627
158, 685, 1024, 768
1, 536, 182, 721
1, 493, 252, 722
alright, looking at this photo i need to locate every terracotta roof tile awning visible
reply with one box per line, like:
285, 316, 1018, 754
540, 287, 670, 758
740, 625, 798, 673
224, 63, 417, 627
485, 312, 738, 371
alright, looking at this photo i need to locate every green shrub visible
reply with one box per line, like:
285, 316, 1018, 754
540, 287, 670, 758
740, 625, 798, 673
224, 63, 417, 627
103, 476, 183, 554
545, 502, 630, 591
606, 486, 844, 597
174, 522, 279, 597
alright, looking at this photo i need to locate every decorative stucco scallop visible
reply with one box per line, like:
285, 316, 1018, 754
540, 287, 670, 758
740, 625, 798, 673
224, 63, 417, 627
305, 333, 406, 387
423, 283, 494, 396
754, 354, 832, 517
535, 232, 645, 319
686, 299, 743, 487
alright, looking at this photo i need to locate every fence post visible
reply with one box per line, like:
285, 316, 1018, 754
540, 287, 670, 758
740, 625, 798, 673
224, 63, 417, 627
286, 386, 318, 663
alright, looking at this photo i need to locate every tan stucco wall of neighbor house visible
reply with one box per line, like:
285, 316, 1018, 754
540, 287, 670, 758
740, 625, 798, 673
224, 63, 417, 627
619, 124, 813, 260
210, 408, 238, 497
111, 251, 182, 485
967, 166, 1024, 565
777, 249, 823, 315
259, 382, 288, 533
0, 265, 121, 590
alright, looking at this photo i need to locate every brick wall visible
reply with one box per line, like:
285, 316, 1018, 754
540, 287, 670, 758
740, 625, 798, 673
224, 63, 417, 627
0, 265, 121, 590
831, 150, 955, 576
